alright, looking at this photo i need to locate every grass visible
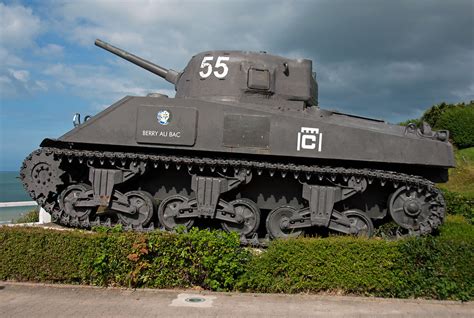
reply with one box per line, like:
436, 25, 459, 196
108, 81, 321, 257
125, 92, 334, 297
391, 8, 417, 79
439, 147, 474, 197
15, 208, 39, 223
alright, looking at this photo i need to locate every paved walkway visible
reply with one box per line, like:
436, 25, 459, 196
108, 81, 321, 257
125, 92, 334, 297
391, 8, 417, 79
0, 282, 472, 317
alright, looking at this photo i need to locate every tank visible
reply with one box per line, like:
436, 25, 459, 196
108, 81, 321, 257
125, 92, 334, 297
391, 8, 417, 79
20, 39, 455, 241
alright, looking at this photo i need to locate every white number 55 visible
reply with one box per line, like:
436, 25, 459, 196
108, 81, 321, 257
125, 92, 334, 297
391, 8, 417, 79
199, 56, 229, 79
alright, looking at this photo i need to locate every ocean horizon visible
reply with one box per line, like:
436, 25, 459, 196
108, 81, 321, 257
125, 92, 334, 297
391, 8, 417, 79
0, 171, 37, 223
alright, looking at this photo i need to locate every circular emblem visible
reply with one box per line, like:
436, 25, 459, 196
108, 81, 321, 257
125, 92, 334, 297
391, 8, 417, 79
157, 110, 171, 125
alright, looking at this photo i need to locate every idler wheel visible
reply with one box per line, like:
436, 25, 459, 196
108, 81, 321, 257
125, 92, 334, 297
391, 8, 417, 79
343, 209, 374, 237
117, 191, 155, 227
389, 186, 444, 233
59, 183, 94, 221
21, 149, 64, 202
157, 194, 194, 231
266, 206, 305, 239
221, 198, 261, 237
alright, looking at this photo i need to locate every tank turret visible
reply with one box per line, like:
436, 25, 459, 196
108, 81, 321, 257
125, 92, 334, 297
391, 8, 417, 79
95, 39, 318, 107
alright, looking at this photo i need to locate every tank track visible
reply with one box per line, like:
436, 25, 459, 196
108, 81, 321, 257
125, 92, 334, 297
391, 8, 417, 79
21, 147, 446, 246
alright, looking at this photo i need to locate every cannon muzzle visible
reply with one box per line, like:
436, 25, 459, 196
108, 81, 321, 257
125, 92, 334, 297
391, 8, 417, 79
95, 39, 180, 85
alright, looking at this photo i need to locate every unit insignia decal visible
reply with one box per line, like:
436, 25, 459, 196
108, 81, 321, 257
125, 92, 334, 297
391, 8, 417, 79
157, 110, 171, 125
297, 127, 323, 152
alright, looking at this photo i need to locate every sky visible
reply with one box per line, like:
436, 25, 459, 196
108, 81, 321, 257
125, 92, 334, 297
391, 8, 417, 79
0, 0, 473, 171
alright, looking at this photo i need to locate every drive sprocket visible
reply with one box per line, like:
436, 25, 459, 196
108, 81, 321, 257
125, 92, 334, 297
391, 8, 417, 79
20, 149, 64, 204
388, 186, 445, 235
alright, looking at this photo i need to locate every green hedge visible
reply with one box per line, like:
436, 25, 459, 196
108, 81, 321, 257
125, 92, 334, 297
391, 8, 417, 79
1, 217, 472, 300
237, 237, 401, 295
395, 217, 473, 300
238, 216, 473, 300
0, 227, 249, 290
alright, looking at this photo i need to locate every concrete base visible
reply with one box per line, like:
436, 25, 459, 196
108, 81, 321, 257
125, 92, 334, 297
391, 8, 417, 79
39, 208, 51, 224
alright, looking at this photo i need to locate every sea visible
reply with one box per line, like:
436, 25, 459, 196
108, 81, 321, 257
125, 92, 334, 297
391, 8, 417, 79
0, 171, 37, 224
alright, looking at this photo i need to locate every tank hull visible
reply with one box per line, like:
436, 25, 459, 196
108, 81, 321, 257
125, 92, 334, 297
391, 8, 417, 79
52, 96, 454, 182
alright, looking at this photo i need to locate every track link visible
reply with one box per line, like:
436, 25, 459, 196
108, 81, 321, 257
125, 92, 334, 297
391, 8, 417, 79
20, 147, 446, 246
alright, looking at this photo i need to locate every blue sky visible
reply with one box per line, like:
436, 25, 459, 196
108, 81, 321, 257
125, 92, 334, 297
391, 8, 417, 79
1, 0, 473, 171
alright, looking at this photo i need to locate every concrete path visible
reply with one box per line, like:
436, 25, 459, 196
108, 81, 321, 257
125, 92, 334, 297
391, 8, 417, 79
0, 282, 472, 318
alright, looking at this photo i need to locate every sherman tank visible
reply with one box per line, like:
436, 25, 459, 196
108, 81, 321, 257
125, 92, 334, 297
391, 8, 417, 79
20, 39, 454, 241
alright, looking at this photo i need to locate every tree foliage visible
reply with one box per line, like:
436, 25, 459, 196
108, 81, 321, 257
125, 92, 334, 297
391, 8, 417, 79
421, 102, 457, 128
398, 118, 422, 127
435, 105, 474, 148
400, 101, 473, 148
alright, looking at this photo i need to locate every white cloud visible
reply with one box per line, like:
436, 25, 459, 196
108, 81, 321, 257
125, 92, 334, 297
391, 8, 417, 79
0, 48, 24, 67
0, 68, 46, 98
9, 69, 29, 82
0, 3, 42, 50
0, 75, 11, 85
35, 44, 64, 57
42, 63, 166, 103
0, 3, 46, 98
34, 80, 48, 91
28, 0, 293, 110
50, 0, 292, 68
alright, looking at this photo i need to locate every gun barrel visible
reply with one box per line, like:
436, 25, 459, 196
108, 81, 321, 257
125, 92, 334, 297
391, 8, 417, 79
95, 39, 179, 84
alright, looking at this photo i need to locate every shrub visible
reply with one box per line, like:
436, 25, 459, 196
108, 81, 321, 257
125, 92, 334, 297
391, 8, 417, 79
442, 189, 474, 223
236, 237, 401, 296
395, 217, 474, 300
0, 227, 249, 291
126, 228, 250, 290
